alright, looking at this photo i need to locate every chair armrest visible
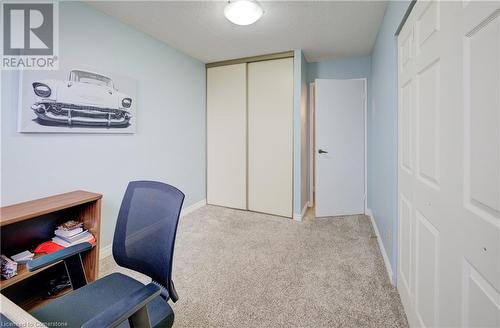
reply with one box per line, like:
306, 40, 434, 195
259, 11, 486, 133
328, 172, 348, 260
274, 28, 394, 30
1, 295, 48, 328
81, 283, 161, 328
27, 242, 92, 272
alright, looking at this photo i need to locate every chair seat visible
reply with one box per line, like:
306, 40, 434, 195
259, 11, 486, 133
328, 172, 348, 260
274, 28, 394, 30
31, 272, 174, 328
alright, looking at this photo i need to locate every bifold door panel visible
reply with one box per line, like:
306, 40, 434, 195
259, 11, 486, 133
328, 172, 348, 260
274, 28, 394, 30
397, 1, 500, 327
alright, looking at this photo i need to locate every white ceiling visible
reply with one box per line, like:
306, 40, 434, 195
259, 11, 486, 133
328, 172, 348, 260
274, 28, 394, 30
89, 1, 388, 63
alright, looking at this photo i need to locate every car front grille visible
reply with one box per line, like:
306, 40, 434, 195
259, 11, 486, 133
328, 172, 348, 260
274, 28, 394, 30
55, 103, 119, 112
47, 103, 128, 119
53, 109, 123, 119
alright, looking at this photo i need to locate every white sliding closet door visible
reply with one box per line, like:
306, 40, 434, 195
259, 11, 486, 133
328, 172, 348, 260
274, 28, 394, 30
397, 1, 500, 327
248, 58, 294, 217
207, 64, 247, 209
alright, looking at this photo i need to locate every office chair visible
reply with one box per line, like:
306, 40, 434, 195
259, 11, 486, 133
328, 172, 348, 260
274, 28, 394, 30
26, 181, 185, 328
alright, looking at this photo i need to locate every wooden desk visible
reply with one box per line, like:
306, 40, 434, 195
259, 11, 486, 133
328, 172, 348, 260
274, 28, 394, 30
0, 191, 102, 310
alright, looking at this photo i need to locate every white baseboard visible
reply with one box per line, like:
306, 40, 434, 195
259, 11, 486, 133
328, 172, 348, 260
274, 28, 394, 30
180, 198, 207, 217
99, 198, 207, 260
293, 202, 310, 221
366, 208, 394, 285
99, 244, 113, 260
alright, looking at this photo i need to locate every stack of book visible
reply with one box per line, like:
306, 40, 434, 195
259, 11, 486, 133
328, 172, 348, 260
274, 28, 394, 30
52, 220, 95, 247
11, 250, 34, 264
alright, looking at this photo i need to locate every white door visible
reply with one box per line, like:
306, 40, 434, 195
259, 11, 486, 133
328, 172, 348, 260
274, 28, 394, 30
207, 64, 247, 209
397, 1, 500, 327
460, 2, 500, 326
315, 79, 365, 217
248, 58, 293, 217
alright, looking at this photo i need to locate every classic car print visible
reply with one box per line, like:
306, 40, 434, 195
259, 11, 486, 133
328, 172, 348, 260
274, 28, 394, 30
30, 70, 133, 128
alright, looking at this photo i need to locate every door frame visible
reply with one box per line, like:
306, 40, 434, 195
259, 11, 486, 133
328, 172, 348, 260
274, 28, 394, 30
309, 82, 315, 208
311, 78, 368, 217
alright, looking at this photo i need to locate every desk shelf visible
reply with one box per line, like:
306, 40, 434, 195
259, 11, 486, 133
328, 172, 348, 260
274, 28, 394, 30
0, 245, 96, 290
0, 190, 102, 310
0, 255, 60, 290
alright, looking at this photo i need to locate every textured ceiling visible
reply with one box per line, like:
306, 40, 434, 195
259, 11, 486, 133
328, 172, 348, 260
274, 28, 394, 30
89, 1, 388, 63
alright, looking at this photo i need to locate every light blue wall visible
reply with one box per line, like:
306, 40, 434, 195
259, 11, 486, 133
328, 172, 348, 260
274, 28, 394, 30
293, 49, 310, 217
368, 0, 410, 282
0, 2, 206, 247
307, 56, 371, 83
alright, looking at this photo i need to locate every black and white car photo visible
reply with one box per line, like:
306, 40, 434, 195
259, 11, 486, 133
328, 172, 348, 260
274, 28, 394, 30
18, 65, 137, 133
31, 70, 132, 128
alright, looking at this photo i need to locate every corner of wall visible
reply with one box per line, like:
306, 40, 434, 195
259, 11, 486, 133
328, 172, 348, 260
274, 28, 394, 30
366, 208, 394, 285
366, 0, 413, 288
293, 49, 303, 216
293, 49, 311, 217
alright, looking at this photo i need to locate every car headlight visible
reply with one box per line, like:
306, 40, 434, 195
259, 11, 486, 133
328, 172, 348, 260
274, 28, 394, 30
33, 83, 51, 98
122, 98, 132, 108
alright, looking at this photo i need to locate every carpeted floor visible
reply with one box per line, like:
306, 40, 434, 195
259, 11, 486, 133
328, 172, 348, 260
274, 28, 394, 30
100, 205, 408, 328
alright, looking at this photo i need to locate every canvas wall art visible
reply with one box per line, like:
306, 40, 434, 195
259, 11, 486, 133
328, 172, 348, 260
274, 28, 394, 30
18, 64, 137, 133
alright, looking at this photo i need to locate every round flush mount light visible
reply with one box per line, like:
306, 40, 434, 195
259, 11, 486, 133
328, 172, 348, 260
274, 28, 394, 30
224, 0, 264, 26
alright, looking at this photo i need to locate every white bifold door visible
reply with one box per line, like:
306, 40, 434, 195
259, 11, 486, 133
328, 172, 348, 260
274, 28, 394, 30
397, 1, 500, 327
207, 58, 294, 217
315, 79, 365, 217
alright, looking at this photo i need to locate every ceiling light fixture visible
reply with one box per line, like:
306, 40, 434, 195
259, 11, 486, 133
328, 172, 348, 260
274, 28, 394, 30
224, 0, 264, 26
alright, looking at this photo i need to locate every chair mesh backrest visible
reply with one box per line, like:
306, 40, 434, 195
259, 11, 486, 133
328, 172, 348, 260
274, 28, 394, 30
113, 181, 184, 296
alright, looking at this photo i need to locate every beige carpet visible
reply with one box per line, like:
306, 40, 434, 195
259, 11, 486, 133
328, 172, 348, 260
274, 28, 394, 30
100, 205, 408, 328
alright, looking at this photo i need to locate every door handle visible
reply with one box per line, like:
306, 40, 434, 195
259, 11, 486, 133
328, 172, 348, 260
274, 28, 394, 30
318, 149, 328, 154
